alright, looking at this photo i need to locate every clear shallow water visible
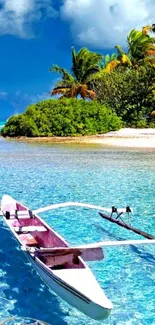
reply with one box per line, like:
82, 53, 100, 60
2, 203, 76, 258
0, 137, 155, 325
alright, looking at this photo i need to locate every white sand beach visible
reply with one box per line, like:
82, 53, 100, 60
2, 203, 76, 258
92, 128, 155, 148
15, 128, 155, 148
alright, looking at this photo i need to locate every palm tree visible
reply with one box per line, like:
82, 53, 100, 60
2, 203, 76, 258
99, 24, 155, 72
98, 24, 155, 72
50, 48, 103, 99
115, 46, 132, 66
99, 53, 120, 72
94, 48, 131, 76
127, 26, 155, 65
142, 24, 155, 59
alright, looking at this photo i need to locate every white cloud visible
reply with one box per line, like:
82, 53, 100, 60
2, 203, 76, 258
0, 0, 58, 38
4, 0, 34, 15
61, 0, 155, 48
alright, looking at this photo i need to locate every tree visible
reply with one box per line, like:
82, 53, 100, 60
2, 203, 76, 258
90, 64, 155, 126
127, 25, 155, 66
96, 24, 155, 74
92, 48, 131, 77
99, 53, 119, 72
49, 48, 103, 99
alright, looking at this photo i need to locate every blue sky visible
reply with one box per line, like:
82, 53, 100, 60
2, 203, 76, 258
0, 0, 154, 120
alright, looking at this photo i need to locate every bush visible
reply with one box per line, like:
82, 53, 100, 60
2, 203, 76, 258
1, 98, 122, 137
1, 115, 39, 137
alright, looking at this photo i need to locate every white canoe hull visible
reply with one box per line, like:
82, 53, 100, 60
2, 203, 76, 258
29, 254, 112, 320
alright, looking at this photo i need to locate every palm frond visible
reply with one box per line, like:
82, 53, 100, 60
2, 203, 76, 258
120, 54, 132, 66
50, 64, 74, 83
127, 27, 155, 63
49, 64, 65, 74
142, 25, 152, 35
71, 47, 103, 82
50, 87, 70, 96
81, 67, 101, 83
114, 46, 132, 66
86, 90, 96, 99
71, 47, 88, 80
100, 53, 117, 70
115, 45, 125, 56
128, 29, 143, 42
105, 60, 120, 72
111, 53, 117, 61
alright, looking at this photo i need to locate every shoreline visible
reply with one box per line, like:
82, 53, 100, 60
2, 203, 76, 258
2, 128, 155, 148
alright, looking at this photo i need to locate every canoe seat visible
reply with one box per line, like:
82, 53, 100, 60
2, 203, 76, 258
4, 210, 33, 220
16, 210, 33, 219
14, 225, 47, 233
18, 233, 39, 246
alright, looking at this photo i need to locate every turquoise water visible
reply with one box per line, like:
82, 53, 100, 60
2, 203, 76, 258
0, 137, 155, 325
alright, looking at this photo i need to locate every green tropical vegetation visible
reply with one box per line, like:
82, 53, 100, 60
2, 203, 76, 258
1, 99, 122, 137
1, 24, 155, 137
49, 47, 103, 99
90, 63, 155, 127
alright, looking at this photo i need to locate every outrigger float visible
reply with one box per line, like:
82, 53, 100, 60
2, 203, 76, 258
0, 195, 155, 320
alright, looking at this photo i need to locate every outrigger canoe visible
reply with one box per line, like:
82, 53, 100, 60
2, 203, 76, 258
0, 195, 112, 320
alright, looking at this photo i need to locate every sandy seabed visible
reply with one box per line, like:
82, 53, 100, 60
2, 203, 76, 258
13, 128, 155, 149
